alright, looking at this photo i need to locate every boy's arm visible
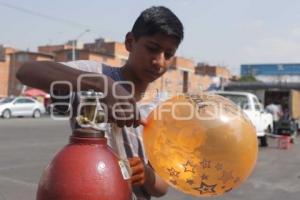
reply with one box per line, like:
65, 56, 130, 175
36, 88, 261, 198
16, 61, 105, 93
129, 157, 168, 197
16, 61, 141, 127
144, 164, 169, 197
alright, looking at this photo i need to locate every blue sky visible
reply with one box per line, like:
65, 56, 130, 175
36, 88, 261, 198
1, 0, 300, 75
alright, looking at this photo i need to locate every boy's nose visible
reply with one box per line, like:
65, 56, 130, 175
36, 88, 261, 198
152, 53, 165, 70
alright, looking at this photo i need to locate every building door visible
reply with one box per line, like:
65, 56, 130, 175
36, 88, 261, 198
183, 71, 188, 93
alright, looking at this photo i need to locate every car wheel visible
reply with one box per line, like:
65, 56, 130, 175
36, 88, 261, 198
2, 109, 11, 119
33, 109, 41, 118
260, 135, 268, 147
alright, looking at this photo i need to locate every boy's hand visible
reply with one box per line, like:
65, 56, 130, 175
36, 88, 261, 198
103, 77, 141, 127
128, 157, 146, 186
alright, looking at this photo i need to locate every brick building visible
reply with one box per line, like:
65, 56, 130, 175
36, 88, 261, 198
1, 38, 232, 98
195, 63, 232, 90
6, 51, 54, 96
148, 57, 214, 97
195, 63, 231, 79
41, 40, 215, 96
54, 40, 214, 96
54, 49, 126, 67
84, 38, 128, 60
38, 44, 73, 54
51, 39, 128, 67
0, 46, 18, 97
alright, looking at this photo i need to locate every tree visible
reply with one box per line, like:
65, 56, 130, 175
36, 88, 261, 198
237, 75, 258, 82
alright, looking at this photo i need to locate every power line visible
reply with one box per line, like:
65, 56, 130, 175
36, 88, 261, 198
0, 1, 90, 29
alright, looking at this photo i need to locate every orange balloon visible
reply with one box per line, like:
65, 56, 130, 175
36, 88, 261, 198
143, 93, 258, 197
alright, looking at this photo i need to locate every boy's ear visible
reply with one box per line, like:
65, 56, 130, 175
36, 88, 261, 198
125, 32, 134, 52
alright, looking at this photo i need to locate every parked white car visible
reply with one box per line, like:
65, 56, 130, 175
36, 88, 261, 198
213, 91, 273, 146
0, 96, 46, 119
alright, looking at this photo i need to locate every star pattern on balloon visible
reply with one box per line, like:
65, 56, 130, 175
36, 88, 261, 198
167, 168, 180, 178
190, 97, 208, 112
218, 170, 234, 184
223, 104, 238, 115
215, 163, 223, 171
195, 100, 208, 109
183, 160, 195, 173
186, 179, 194, 185
143, 93, 258, 197
193, 181, 217, 195
200, 159, 211, 169
201, 174, 208, 180
190, 94, 205, 102
197, 105, 209, 114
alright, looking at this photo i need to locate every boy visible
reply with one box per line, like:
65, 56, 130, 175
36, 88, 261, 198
17, 6, 184, 199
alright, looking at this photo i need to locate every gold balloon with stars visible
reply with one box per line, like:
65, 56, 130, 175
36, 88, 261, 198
143, 93, 258, 197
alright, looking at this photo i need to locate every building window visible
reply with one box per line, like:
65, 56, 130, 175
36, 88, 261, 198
0, 46, 5, 61
16, 54, 29, 62
17, 84, 23, 91
277, 65, 284, 70
67, 51, 79, 61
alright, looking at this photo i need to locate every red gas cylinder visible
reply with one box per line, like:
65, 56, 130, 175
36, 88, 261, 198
36, 128, 132, 200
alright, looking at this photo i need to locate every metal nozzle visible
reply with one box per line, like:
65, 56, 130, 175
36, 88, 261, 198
76, 91, 109, 132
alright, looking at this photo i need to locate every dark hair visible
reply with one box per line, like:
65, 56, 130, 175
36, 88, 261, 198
131, 6, 184, 45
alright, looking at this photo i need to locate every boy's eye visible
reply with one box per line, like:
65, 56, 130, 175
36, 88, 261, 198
146, 45, 174, 60
164, 52, 174, 60
146, 46, 160, 53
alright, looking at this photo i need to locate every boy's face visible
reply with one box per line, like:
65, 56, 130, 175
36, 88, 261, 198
125, 32, 179, 83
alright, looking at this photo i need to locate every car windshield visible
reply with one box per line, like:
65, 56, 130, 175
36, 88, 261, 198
218, 94, 249, 109
0, 97, 15, 104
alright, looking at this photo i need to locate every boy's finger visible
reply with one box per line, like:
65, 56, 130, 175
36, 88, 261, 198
128, 157, 141, 166
131, 174, 145, 185
130, 164, 144, 175
139, 118, 148, 126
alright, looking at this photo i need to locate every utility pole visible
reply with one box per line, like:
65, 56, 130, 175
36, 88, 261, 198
72, 29, 90, 61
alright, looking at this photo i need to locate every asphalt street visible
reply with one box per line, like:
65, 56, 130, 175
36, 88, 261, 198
0, 117, 300, 200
